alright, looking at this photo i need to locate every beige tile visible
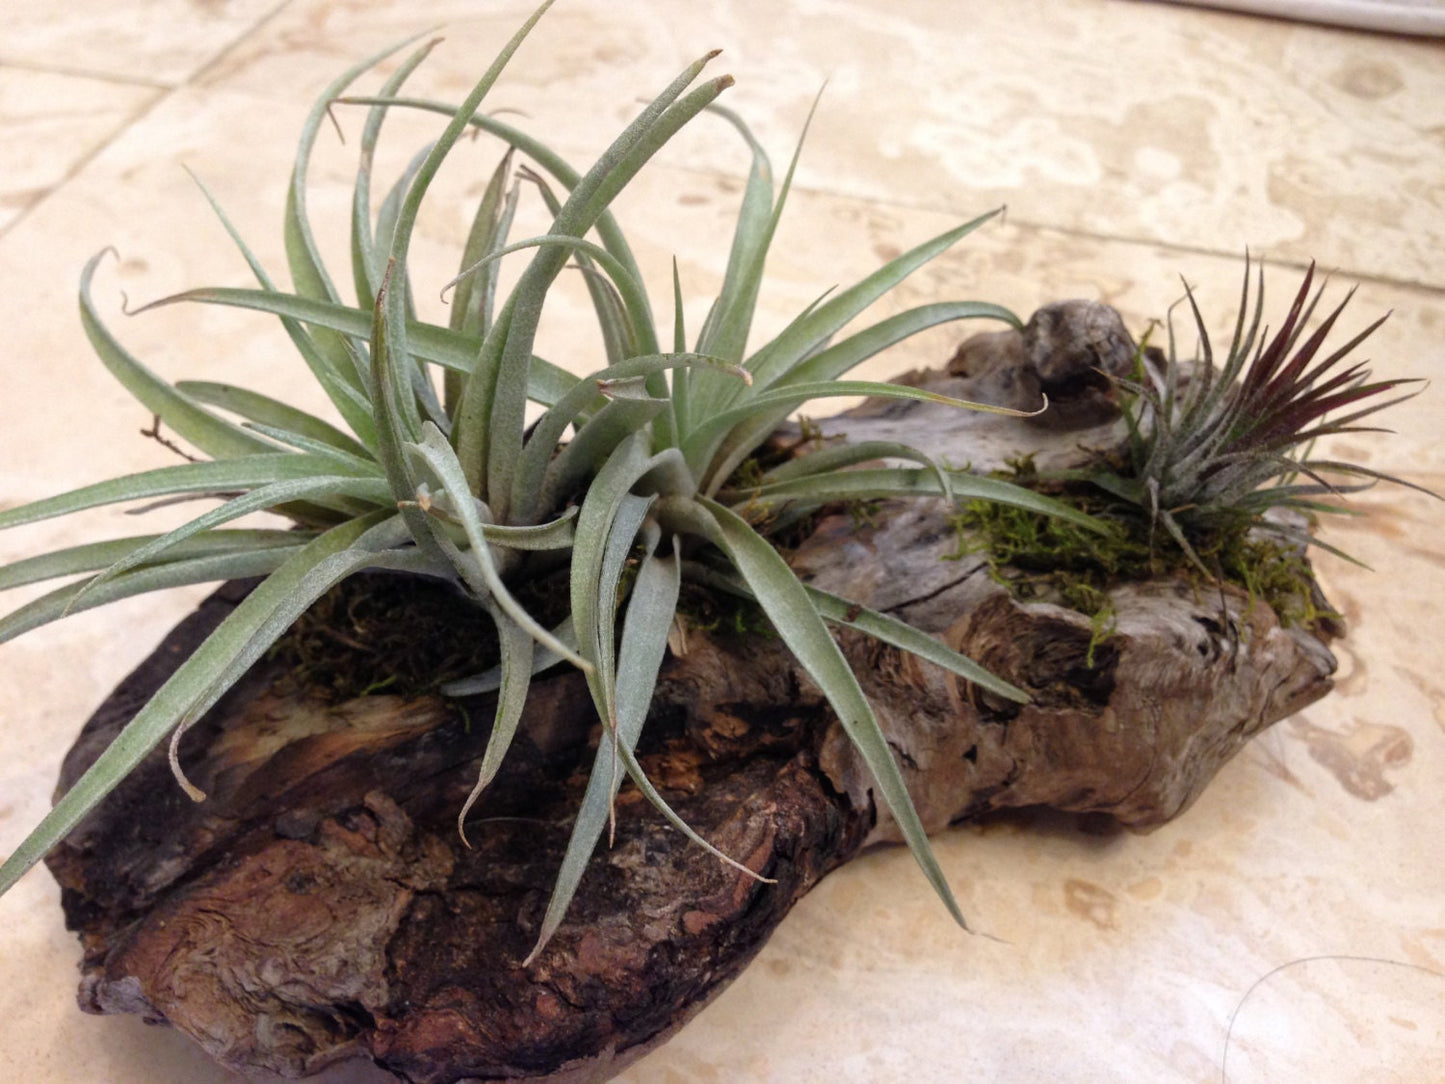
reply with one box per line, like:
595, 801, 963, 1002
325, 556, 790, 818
0, 69, 158, 232
192, 0, 1445, 287
0, 0, 281, 86
1, 3, 1443, 1083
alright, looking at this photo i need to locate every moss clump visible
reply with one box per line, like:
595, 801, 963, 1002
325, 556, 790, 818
950, 468, 1337, 648
1217, 535, 1338, 631
266, 574, 505, 701
675, 581, 777, 645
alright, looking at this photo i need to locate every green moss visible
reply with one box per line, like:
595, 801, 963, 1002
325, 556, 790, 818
730, 455, 768, 492
950, 469, 1337, 649
675, 581, 776, 644
845, 498, 885, 530
1219, 535, 1338, 630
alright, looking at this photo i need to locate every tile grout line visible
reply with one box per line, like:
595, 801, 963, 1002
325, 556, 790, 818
0, 56, 169, 91
183, 0, 298, 90
0, 0, 299, 248
656, 162, 1445, 299
810, 180, 1445, 297
998, 214, 1445, 298
0, 91, 166, 246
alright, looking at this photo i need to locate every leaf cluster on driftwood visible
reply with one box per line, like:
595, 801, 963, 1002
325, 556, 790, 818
47, 302, 1338, 1083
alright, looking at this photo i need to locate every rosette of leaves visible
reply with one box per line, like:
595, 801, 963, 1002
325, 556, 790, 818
1086, 259, 1429, 572
0, 2, 1100, 957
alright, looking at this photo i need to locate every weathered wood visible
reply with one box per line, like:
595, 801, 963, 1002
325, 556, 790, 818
46, 302, 1338, 1082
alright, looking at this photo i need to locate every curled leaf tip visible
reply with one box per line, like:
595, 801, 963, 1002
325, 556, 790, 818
179, 780, 207, 803
168, 725, 207, 803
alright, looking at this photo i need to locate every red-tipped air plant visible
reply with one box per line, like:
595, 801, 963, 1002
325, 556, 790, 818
1089, 258, 1433, 570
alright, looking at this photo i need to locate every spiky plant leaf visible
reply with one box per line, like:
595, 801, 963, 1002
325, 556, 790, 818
526, 532, 768, 966
456, 606, 534, 846
697, 498, 970, 929
145, 285, 582, 406
0, 530, 302, 593
79, 253, 278, 461
681, 561, 1029, 702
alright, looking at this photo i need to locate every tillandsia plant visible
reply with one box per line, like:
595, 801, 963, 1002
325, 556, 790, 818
0, 2, 1103, 959
1083, 258, 1430, 573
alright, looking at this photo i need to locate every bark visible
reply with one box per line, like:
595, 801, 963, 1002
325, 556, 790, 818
46, 302, 1338, 1082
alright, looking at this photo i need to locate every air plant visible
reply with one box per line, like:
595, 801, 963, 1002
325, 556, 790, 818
1086, 258, 1429, 572
0, 3, 1102, 959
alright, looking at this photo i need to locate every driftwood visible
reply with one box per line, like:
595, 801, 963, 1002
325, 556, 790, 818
46, 303, 1339, 1083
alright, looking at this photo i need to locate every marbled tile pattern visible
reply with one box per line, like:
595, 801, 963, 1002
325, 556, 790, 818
0, 2, 1441, 1082
0, 0, 284, 86
0, 70, 159, 232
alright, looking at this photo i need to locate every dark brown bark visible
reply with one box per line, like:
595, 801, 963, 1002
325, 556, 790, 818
52, 579, 862, 1083
46, 302, 1338, 1082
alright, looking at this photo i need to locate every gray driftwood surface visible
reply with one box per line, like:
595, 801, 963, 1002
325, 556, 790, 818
47, 303, 1339, 1083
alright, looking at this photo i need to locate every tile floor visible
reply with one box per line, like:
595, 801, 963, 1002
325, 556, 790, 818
0, 1, 1442, 1081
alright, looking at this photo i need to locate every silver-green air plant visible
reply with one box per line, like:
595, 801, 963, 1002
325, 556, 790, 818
1086, 258, 1429, 572
0, 3, 1102, 959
